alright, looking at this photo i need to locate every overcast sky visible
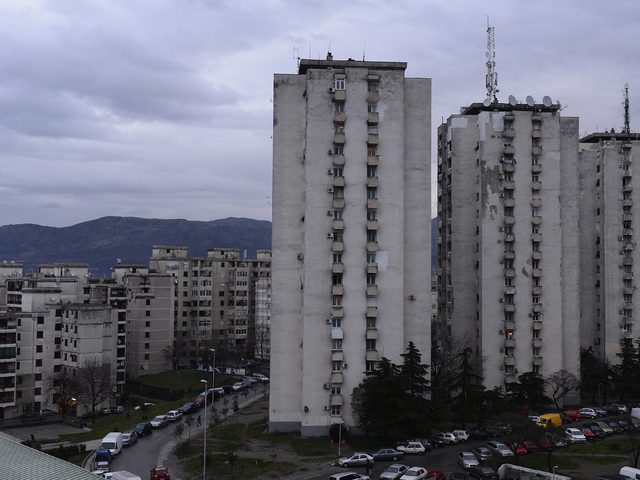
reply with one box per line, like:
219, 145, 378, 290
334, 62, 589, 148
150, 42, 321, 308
0, 0, 637, 228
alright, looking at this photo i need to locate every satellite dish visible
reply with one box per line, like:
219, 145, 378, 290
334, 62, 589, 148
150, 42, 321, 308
483, 98, 492, 107
51, 296, 56, 301
508, 95, 517, 107
526, 96, 535, 107
542, 96, 552, 107
556, 100, 562, 109
117, 258, 121, 264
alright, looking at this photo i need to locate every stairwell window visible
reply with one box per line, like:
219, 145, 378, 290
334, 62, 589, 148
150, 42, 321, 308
366, 339, 376, 350
335, 103, 344, 112
332, 274, 343, 285
368, 147, 377, 155
368, 104, 377, 113
333, 187, 344, 198
332, 318, 341, 328
334, 78, 345, 90
367, 188, 377, 199
367, 274, 376, 285
332, 361, 342, 371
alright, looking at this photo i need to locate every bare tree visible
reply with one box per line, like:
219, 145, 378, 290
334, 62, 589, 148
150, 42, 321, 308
162, 341, 188, 369
546, 369, 580, 410
75, 357, 114, 423
253, 321, 270, 360
43, 370, 78, 416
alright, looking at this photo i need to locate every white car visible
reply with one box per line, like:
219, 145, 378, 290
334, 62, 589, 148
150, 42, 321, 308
150, 415, 168, 428
566, 428, 587, 443
399, 466, 427, 480
486, 441, 514, 457
396, 442, 425, 454
337, 452, 374, 467
437, 432, 458, 444
457, 451, 480, 469
380, 464, 409, 480
253, 373, 270, 382
453, 430, 470, 442
579, 408, 597, 419
121, 432, 137, 446
166, 410, 183, 421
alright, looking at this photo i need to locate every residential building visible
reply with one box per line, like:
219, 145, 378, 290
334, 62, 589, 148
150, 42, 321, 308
436, 100, 581, 403
271, 55, 432, 435
579, 132, 638, 363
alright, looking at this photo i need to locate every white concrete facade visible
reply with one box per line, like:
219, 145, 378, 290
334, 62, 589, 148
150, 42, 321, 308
271, 56, 431, 436
437, 103, 580, 404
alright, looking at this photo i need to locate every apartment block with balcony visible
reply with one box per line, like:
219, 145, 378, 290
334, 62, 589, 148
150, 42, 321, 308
579, 132, 638, 364
436, 100, 580, 403
271, 55, 431, 435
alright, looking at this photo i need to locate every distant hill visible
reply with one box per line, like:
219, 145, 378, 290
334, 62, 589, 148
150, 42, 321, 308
0, 216, 272, 276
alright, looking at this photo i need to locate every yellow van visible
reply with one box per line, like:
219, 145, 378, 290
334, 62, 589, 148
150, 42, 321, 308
537, 413, 562, 428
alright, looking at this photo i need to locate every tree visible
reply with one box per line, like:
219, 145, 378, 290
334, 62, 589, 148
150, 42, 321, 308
626, 426, 640, 468
546, 370, 580, 410
162, 341, 189, 369
398, 342, 435, 435
173, 423, 184, 444
430, 336, 469, 404
184, 415, 195, 439
253, 321, 271, 360
75, 357, 114, 423
614, 339, 640, 400
506, 371, 551, 412
496, 413, 539, 464
449, 347, 485, 427
43, 370, 78, 416
535, 424, 567, 473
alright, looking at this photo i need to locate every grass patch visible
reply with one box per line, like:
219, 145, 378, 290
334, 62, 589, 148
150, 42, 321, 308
580, 455, 630, 465
516, 453, 582, 471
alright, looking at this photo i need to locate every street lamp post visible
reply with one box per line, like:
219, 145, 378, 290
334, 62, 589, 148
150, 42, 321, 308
553, 465, 558, 480
210, 349, 216, 398
338, 420, 344, 456
201, 379, 207, 480
598, 383, 602, 406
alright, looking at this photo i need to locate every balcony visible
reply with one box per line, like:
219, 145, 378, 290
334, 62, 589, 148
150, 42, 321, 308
333, 154, 345, 166
532, 181, 542, 190
332, 241, 344, 252
504, 181, 515, 190
504, 304, 515, 313
533, 338, 543, 348
366, 306, 378, 317
331, 327, 344, 339
334, 90, 346, 102
533, 304, 543, 313
623, 199, 633, 207
504, 286, 516, 295
367, 264, 378, 274
367, 198, 378, 209
533, 321, 543, 330
333, 176, 345, 188
504, 268, 515, 278
532, 269, 542, 278
624, 302, 634, 310
623, 258, 633, 266
532, 146, 543, 156
368, 112, 379, 125
332, 285, 344, 296
332, 307, 344, 318
504, 198, 515, 208
532, 164, 542, 174
505, 321, 516, 330
367, 177, 379, 188
532, 113, 542, 122
334, 111, 346, 123
366, 328, 378, 340
331, 394, 343, 406
503, 129, 515, 138
331, 372, 343, 383
368, 91, 379, 103
533, 357, 544, 366
623, 213, 633, 222
623, 228, 634, 236
624, 243, 634, 250
334, 133, 345, 145
504, 216, 515, 225
367, 220, 378, 231
332, 263, 344, 274
533, 286, 543, 295
367, 241, 378, 252
505, 339, 516, 348
333, 219, 344, 231
532, 251, 542, 260
331, 350, 343, 362
504, 114, 515, 121
624, 169, 633, 178
532, 216, 542, 225
531, 198, 542, 208
504, 233, 515, 242
367, 155, 379, 166
503, 146, 515, 155
504, 250, 515, 260
366, 350, 379, 361
504, 356, 516, 366
333, 198, 345, 209
366, 284, 378, 297
531, 233, 543, 242
368, 134, 379, 145
624, 272, 634, 280
624, 184, 633, 192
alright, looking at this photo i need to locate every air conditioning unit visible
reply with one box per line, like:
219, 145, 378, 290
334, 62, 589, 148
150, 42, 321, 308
323, 406, 330, 410
528, 313, 533, 317
499, 330, 504, 334
499, 227, 504, 232
328, 150, 334, 155
324, 383, 331, 389
499, 348, 505, 352
409, 294, 416, 300
342, 363, 348, 369
499, 175, 504, 180
620, 324, 624, 328
328, 187, 335, 193
499, 259, 503, 264
297, 253, 304, 260
325, 318, 331, 324
327, 211, 333, 216
620, 251, 624, 255
329, 87, 336, 93
619, 237, 623, 241
499, 299, 504, 303
499, 193, 505, 197
619, 310, 624, 314
620, 164, 623, 168
499, 365, 504, 370
328, 169, 334, 175
327, 233, 334, 238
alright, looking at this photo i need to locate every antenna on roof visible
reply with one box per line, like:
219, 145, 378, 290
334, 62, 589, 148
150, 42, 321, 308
623, 83, 631, 134
363, 38, 366, 61
485, 17, 499, 103
293, 45, 300, 68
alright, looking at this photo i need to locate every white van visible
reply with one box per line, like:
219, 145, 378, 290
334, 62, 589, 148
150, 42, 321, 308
101, 432, 123, 458
631, 407, 640, 419
620, 467, 640, 479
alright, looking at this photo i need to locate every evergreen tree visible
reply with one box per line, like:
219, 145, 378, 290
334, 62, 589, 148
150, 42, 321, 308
506, 371, 551, 412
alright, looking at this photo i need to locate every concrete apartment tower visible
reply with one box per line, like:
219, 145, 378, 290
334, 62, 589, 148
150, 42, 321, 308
270, 54, 431, 436
436, 100, 581, 403
579, 131, 637, 363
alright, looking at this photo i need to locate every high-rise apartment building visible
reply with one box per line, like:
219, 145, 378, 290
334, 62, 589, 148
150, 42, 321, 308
271, 55, 431, 435
579, 132, 637, 362
436, 100, 581, 402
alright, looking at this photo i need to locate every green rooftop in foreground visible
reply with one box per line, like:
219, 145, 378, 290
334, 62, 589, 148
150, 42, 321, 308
0, 432, 101, 480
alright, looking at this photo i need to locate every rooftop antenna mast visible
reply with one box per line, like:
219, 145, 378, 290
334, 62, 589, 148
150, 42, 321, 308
485, 17, 499, 103
293, 45, 300, 69
623, 83, 631, 134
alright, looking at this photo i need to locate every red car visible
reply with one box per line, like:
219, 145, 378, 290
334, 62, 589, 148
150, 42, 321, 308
579, 427, 596, 441
563, 409, 582, 421
504, 441, 527, 455
150, 466, 170, 480
426, 472, 446, 480
521, 439, 538, 453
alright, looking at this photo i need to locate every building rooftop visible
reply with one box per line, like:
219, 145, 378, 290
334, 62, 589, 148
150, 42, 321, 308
579, 131, 640, 143
460, 101, 561, 116
298, 55, 407, 74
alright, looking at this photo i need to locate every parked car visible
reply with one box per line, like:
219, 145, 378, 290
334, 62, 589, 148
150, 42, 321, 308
565, 428, 587, 443
579, 408, 597, 419
150, 415, 168, 428
396, 442, 425, 454
453, 430, 470, 442
132, 422, 153, 437
38, 408, 57, 417
594, 421, 614, 435
232, 382, 246, 391
369, 447, 404, 462
563, 409, 582, 421
467, 428, 489, 440
437, 432, 458, 445
399, 467, 427, 480
380, 464, 409, 480
222, 385, 235, 395
608, 420, 625, 433
521, 439, 538, 453
584, 423, 606, 438
457, 451, 480, 470
213, 387, 225, 397
426, 472, 446, 480
114, 406, 124, 414
338, 452, 374, 468
243, 376, 258, 385
81, 410, 105, 419
252, 373, 269, 382
467, 465, 499, 480
618, 419, 631, 431
329, 473, 371, 480
503, 441, 527, 455
486, 441, 514, 458
450, 474, 469, 480
612, 404, 629, 414
471, 446, 492, 462
406, 438, 433, 450
428, 436, 446, 448
579, 426, 596, 441
150, 465, 170, 479
166, 410, 182, 422
594, 406, 607, 417
178, 403, 200, 415
601, 405, 621, 416
122, 432, 138, 446
625, 416, 640, 429
242, 361, 260, 368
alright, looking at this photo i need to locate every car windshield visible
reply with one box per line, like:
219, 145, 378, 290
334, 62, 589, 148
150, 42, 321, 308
463, 454, 475, 459
498, 445, 509, 451
406, 471, 420, 477
387, 467, 400, 473
135, 423, 146, 429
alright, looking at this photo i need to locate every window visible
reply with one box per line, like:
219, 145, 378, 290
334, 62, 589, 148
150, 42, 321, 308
533, 330, 540, 339
146, 310, 151, 317
332, 318, 341, 328
367, 167, 377, 177
36, 331, 43, 339
145, 343, 150, 350
333, 210, 343, 219
367, 147, 377, 155
368, 104, 377, 113
532, 242, 540, 252
146, 299, 151, 306
36, 345, 43, 353
368, 83, 378, 91
145, 321, 150, 327
367, 253, 376, 264
334, 124, 344, 133
333, 146, 344, 155
504, 207, 514, 216
367, 274, 376, 285
334, 103, 344, 112
333, 253, 342, 263
333, 232, 343, 242
333, 187, 344, 198
145, 332, 150, 338
37, 317, 44, 324
332, 274, 343, 285
35, 388, 41, 395
331, 385, 341, 395
532, 175, 539, 182
334, 78, 345, 90
532, 157, 540, 165
532, 260, 540, 269
624, 294, 633, 303
331, 405, 341, 415
367, 188, 377, 199
332, 361, 342, 371
504, 278, 513, 286
35, 359, 42, 367
145, 354, 150, 360
367, 210, 377, 220
367, 231, 377, 242
533, 296, 541, 304
366, 361, 376, 372
332, 339, 342, 350
366, 339, 376, 350
503, 226, 513, 233
366, 317, 376, 328
332, 296, 342, 306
